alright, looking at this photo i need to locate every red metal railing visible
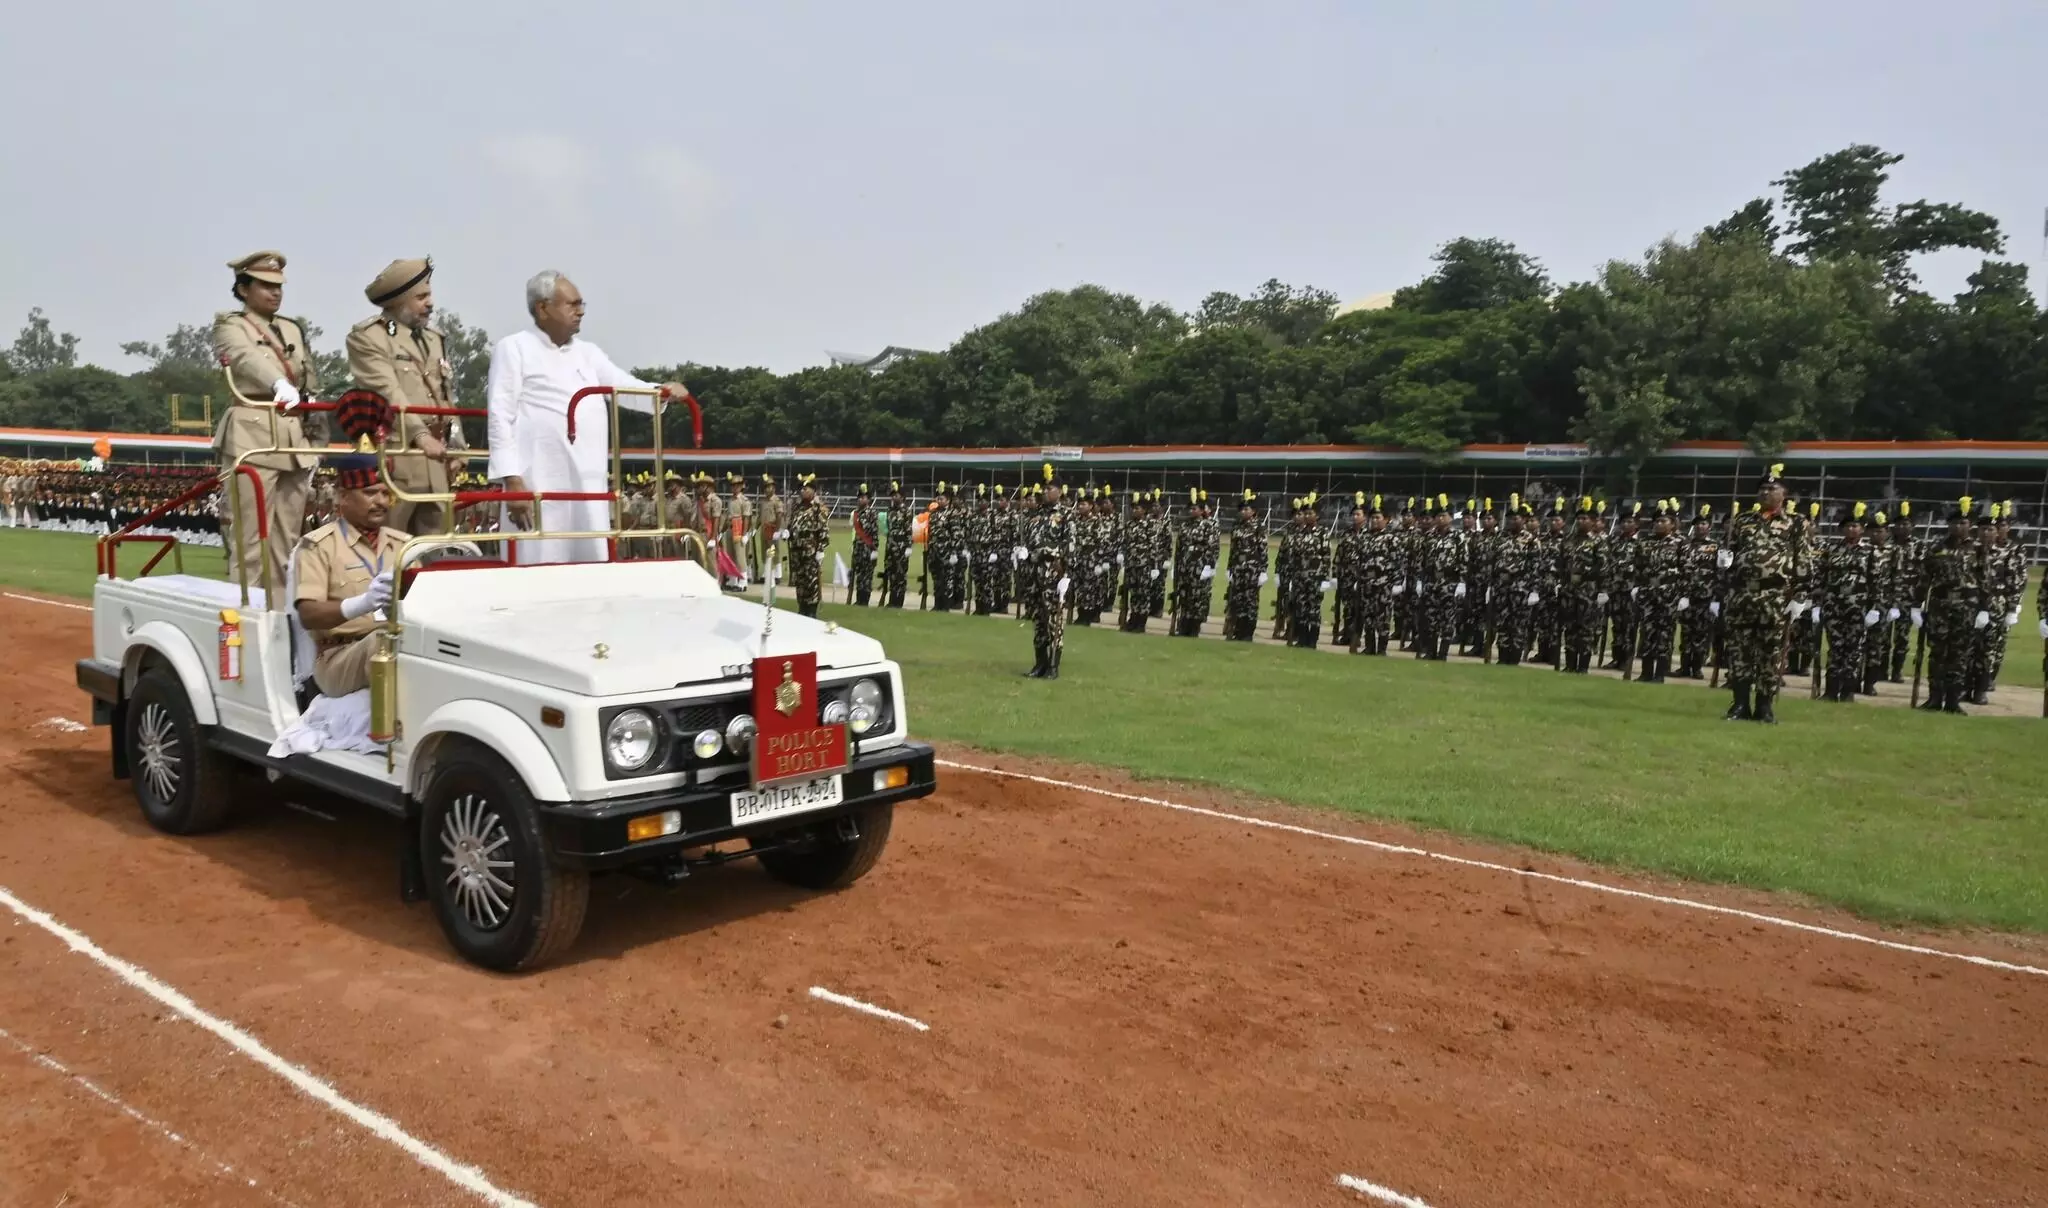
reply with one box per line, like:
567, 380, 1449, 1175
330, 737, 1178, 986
97, 465, 266, 580
566, 385, 703, 447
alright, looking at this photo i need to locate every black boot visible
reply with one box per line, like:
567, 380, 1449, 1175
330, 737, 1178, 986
1943, 686, 1967, 715
1754, 687, 1778, 724
1025, 651, 1046, 678
1861, 675, 1876, 696
1653, 657, 1669, 684
1046, 650, 1061, 680
1639, 654, 1654, 682
1725, 679, 1751, 721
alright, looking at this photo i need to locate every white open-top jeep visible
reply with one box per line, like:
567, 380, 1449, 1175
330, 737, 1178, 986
75, 382, 936, 971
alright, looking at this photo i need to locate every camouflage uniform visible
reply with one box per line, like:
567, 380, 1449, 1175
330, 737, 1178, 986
1883, 519, 1921, 682
1282, 505, 1330, 648
1332, 511, 1368, 650
882, 490, 911, 608
1491, 521, 1544, 665
1557, 515, 1609, 673
788, 494, 830, 617
1721, 503, 1805, 720
1354, 520, 1404, 655
1816, 522, 1878, 701
849, 490, 879, 606
1633, 523, 1687, 680
1967, 521, 2023, 703
1174, 501, 1220, 636
1025, 494, 1072, 678
1678, 516, 1721, 679
1604, 518, 1641, 671
1917, 521, 1985, 713
1416, 513, 1465, 661
968, 492, 997, 615
1222, 502, 1265, 641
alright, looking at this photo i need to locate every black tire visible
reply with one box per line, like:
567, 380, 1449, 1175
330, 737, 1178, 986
418, 746, 588, 972
751, 804, 894, 890
126, 667, 236, 835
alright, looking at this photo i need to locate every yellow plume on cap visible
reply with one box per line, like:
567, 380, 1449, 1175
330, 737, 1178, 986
1808, 501, 1819, 519
1769, 462, 1785, 480
1630, 500, 1641, 516
1509, 492, 1520, 509
1437, 492, 1449, 508
1853, 501, 1867, 519
1308, 491, 1319, 505
1991, 502, 2003, 520
890, 480, 900, 491
1580, 495, 1593, 511
1596, 499, 1607, 515
1405, 496, 1415, 509
1042, 462, 1053, 482
1899, 500, 1909, 517
1875, 511, 1887, 526
1698, 503, 1710, 518
937, 479, 947, 492
1198, 488, 1209, 503
1191, 487, 1200, 502
1243, 488, 1256, 503
1373, 493, 1382, 510
994, 484, 1004, 496
1355, 490, 1365, 506
1466, 497, 1477, 513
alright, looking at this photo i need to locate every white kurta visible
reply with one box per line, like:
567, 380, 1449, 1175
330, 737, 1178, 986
484, 327, 659, 565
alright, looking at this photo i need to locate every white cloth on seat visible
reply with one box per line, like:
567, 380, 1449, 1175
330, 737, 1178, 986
267, 689, 384, 757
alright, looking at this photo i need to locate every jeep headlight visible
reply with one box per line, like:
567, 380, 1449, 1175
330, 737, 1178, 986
606, 709, 660, 772
725, 713, 756, 754
821, 699, 849, 726
848, 678, 883, 735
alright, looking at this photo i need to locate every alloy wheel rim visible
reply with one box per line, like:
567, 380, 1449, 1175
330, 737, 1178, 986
439, 793, 516, 930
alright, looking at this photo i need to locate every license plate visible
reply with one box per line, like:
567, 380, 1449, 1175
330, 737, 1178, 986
731, 775, 844, 827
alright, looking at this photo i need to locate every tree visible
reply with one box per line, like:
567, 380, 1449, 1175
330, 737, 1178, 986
1393, 237, 1550, 313
121, 323, 217, 370
1193, 279, 1339, 347
434, 310, 493, 407
1773, 144, 2003, 292
1704, 199, 1779, 250
7, 308, 80, 375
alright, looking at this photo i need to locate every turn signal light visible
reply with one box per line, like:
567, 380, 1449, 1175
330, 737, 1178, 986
876, 766, 910, 791
626, 810, 682, 843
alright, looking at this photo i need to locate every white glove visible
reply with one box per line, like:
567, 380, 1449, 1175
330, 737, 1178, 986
1629, 586, 1639, 600
1863, 609, 1881, 628
1320, 579, 1335, 592
988, 554, 997, 564
1012, 545, 1028, 563
1257, 572, 1269, 586
1148, 569, 1160, 581
1417, 581, 1430, 595
774, 529, 790, 541
1910, 607, 1923, 629
1810, 608, 1822, 624
951, 554, 962, 565
1973, 610, 1990, 630
340, 571, 393, 621
1716, 549, 1733, 569
2006, 611, 2020, 627
1887, 607, 1900, 622
271, 379, 301, 409
1709, 601, 1720, 618
1116, 553, 1124, 567
1200, 566, 1214, 581
1677, 597, 1690, 611
1096, 563, 1108, 574
1595, 592, 1609, 607
1787, 599, 1806, 620
1057, 576, 1070, 602
2038, 619, 2047, 640
1454, 582, 1467, 599
1526, 591, 1540, 606
1391, 583, 1405, 596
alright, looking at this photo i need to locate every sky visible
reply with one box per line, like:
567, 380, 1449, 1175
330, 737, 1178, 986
3, 0, 2043, 375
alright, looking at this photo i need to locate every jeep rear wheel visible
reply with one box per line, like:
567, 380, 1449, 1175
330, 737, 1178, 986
127, 668, 236, 835
419, 749, 587, 972
751, 804, 894, 890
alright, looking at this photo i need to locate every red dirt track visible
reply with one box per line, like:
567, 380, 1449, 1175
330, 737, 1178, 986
0, 593, 2044, 1207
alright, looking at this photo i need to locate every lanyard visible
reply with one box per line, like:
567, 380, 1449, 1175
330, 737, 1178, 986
336, 518, 387, 580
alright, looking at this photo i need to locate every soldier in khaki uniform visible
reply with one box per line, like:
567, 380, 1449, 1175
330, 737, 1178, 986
214, 250, 319, 597
345, 257, 468, 535
293, 453, 408, 698
724, 473, 753, 578
755, 474, 786, 581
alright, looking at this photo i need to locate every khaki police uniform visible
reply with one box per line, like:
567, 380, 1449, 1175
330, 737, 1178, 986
294, 518, 410, 697
345, 258, 468, 536
213, 250, 317, 599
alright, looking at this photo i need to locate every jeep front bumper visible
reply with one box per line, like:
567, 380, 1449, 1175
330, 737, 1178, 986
538, 742, 937, 870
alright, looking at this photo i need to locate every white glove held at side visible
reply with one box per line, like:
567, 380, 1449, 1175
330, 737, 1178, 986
1677, 597, 1690, 611
1973, 610, 1990, 630
340, 571, 393, 621
272, 379, 301, 409
1863, 609, 1881, 627
1596, 592, 1609, 607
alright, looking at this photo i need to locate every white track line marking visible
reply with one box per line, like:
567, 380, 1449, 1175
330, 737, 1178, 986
1336, 1172, 1437, 1206
0, 1024, 306, 1208
808, 986, 931, 1032
936, 759, 2048, 980
36, 716, 90, 733
0, 885, 540, 1208
2, 590, 91, 612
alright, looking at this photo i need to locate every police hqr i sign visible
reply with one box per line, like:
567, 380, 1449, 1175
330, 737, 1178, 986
750, 651, 848, 789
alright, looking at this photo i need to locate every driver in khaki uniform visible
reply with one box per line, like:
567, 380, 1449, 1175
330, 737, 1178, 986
294, 452, 409, 698
214, 250, 319, 596
345, 257, 468, 535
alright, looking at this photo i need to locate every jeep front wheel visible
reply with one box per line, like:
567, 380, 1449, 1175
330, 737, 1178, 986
751, 804, 894, 890
126, 667, 235, 835
418, 749, 588, 972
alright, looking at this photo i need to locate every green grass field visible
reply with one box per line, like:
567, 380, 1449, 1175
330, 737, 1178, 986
9, 525, 2045, 932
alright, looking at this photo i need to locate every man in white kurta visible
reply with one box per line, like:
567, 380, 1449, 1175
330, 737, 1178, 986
485, 272, 686, 565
